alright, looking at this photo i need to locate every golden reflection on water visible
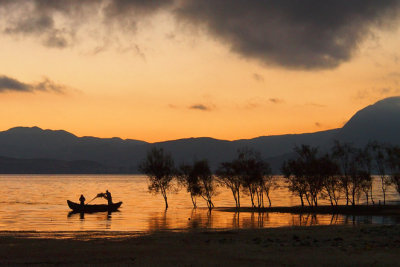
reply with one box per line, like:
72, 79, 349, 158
0, 175, 399, 232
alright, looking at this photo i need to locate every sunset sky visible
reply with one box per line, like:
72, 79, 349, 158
1, 1, 400, 142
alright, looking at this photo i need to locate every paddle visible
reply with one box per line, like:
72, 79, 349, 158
87, 193, 106, 204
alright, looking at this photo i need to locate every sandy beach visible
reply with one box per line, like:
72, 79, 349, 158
1, 225, 399, 266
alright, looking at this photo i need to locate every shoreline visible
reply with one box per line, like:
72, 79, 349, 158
1, 225, 400, 265
217, 204, 400, 216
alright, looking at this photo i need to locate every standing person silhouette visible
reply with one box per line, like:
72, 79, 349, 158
105, 190, 113, 205
79, 194, 85, 207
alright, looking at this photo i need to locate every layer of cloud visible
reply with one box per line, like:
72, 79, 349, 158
306, 102, 326, 108
176, 0, 400, 69
355, 87, 400, 102
269, 98, 284, 104
1, 1, 400, 69
189, 104, 213, 111
252, 73, 264, 82
0, 0, 174, 48
0, 75, 66, 93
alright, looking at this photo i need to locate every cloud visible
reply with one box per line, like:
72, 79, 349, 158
1, 0, 400, 70
306, 102, 326, 108
355, 87, 400, 102
269, 98, 284, 104
0, 75, 66, 93
315, 122, 322, 127
252, 73, 264, 82
176, 0, 400, 69
189, 104, 213, 111
0, 0, 175, 48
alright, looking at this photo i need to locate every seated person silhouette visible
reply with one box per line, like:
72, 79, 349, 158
79, 194, 85, 207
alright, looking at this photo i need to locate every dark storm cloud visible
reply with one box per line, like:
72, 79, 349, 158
1, 1, 400, 70
176, 0, 400, 69
0, 75, 66, 93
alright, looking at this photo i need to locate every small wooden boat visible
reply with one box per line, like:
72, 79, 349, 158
67, 200, 122, 213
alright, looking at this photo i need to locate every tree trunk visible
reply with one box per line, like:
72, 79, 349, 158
383, 188, 386, 205
237, 188, 241, 208
164, 195, 168, 209
249, 189, 255, 208
261, 191, 264, 208
161, 188, 168, 209
305, 194, 312, 206
299, 193, 304, 207
267, 193, 271, 207
370, 186, 374, 205
328, 193, 333, 206
191, 194, 197, 208
381, 178, 386, 205
232, 189, 238, 209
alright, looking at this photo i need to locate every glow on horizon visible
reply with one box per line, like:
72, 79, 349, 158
1, 4, 400, 142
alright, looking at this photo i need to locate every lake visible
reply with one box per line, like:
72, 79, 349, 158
0, 175, 399, 232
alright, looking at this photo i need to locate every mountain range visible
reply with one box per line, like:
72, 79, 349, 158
0, 96, 399, 174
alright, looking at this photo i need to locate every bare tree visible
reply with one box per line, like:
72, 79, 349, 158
370, 141, 391, 204
193, 160, 216, 211
331, 141, 354, 206
282, 155, 308, 207
320, 154, 341, 206
216, 161, 241, 209
139, 147, 175, 209
262, 169, 275, 208
386, 145, 400, 197
217, 149, 274, 209
347, 148, 372, 206
177, 163, 202, 208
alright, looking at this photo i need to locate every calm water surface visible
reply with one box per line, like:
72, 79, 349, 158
0, 175, 399, 232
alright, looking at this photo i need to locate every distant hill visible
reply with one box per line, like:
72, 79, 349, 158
0, 127, 338, 173
0, 96, 399, 173
336, 97, 400, 146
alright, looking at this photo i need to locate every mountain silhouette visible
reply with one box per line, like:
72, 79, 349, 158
336, 96, 400, 145
0, 96, 399, 173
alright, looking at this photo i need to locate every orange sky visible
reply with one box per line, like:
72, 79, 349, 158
1, 3, 400, 142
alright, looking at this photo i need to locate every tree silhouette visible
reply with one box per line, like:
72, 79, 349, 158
216, 161, 242, 208
177, 163, 202, 208
232, 149, 273, 208
139, 147, 175, 209
386, 145, 400, 197
319, 154, 341, 206
331, 141, 354, 206
282, 153, 308, 207
346, 148, 372, 206
283, 145, 340, 207
370, 141, 391, 205
192, 160, 216, 211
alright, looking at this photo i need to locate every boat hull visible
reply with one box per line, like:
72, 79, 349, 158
67, 200, 122, 213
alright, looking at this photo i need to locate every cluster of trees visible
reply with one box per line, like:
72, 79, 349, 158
139, 141, 400, 210
282, 141, 400, 207
139, 148, 274, 210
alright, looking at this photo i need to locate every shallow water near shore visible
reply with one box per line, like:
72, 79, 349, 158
0, 175, 399, 232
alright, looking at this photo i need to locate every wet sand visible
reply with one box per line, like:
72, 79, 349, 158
1, 225, 400, 266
